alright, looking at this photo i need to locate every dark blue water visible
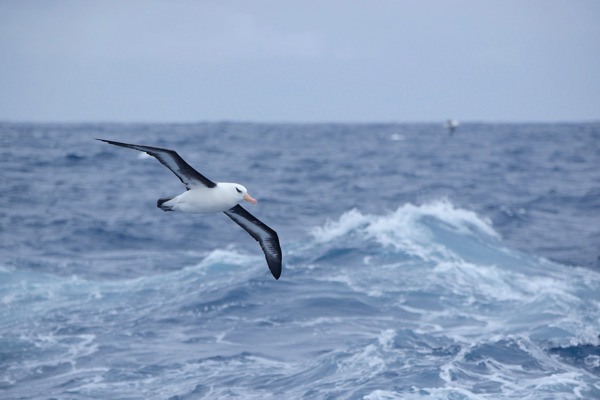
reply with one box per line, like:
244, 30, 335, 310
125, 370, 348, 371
1, 122, 599, 399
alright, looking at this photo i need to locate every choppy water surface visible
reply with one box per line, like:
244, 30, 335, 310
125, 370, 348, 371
1, 122, 599, 399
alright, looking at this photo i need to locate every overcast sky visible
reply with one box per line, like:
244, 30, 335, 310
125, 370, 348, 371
1, 1, 599, 123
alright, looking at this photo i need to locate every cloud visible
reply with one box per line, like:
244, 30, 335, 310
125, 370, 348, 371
1, 0, 599, 122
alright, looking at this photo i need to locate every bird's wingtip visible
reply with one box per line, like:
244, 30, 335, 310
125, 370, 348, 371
269, 262, 282, 280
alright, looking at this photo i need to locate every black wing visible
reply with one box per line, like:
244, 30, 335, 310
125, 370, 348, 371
97, 139, 216, 189
224, 205, 282, 280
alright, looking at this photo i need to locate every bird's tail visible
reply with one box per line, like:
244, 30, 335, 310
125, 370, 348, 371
157, 197, 174, 211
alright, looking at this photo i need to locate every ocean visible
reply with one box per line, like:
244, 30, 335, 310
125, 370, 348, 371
1, 122, 599, 399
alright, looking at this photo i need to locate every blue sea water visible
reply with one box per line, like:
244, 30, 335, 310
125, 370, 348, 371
1, 122, 599, 399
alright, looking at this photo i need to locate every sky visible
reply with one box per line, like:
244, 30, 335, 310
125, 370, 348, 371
1, 1, 599, 123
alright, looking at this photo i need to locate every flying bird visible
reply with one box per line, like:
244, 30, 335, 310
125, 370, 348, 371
97, 139, 282, 280
445, 119, 460, 135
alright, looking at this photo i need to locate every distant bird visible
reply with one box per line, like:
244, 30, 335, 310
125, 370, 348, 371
445, 119, 460, 135
97, 139, 282, 280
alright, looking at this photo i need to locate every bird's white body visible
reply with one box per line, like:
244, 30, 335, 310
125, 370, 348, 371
163, 182, 254, 213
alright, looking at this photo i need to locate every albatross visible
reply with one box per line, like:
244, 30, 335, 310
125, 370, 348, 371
97, 139, 282, 280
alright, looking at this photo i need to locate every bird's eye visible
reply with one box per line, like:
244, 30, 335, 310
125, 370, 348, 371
236, 187, 242, 193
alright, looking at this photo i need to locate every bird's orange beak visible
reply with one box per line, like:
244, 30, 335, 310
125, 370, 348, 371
243, 193, 257, 205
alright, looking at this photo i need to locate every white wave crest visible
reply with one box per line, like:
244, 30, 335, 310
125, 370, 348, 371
311, 199, 499, 262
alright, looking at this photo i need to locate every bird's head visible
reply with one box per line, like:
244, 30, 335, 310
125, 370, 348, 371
232, 184, 257, 205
